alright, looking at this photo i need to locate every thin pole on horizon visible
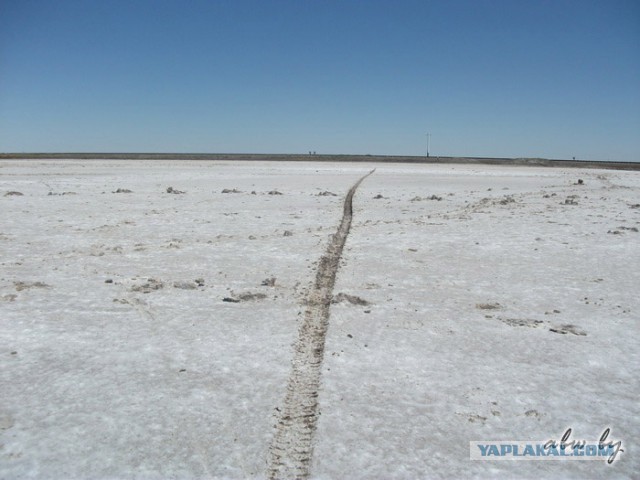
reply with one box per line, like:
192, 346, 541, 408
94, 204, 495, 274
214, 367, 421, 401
426, 133, 431, 158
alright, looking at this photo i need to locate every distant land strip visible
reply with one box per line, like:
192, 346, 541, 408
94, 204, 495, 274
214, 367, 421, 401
1, 153, 639, 171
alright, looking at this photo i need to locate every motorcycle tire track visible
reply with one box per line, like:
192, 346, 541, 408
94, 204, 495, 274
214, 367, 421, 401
267, 169, 375, 479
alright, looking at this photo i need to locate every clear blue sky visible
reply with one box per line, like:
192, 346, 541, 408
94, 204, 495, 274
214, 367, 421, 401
1, 0, 638, 160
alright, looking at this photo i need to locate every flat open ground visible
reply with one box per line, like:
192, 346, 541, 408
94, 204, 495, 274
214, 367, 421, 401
1, 160, 638, 479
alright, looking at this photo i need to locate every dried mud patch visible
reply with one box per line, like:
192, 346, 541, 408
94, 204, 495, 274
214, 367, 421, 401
607, 226, 638, 235
476, 302, 502, 310
223, 292, 268, 302
411, 195, 442, 202
498, 317, 543, 328
332, 292, 370, 306
14, 281, 50, 292
549, 324, 587, 336
130, 278, 164, 293
173, 281, 197, 290
492, 315, 588, 336
467, 194, 521, 213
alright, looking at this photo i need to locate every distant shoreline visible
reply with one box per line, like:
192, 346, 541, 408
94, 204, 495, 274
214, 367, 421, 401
1, 153, 638, 171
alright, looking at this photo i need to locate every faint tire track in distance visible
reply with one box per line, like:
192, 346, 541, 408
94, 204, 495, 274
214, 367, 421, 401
267, 169, 375, 479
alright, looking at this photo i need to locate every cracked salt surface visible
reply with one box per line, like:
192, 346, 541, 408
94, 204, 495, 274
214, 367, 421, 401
1, 160, 639, 478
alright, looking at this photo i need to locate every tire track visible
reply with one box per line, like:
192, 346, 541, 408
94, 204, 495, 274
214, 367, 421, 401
267, 169, 375, 479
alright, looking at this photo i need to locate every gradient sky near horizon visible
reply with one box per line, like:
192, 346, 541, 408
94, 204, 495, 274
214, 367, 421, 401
1, 0, 639, 160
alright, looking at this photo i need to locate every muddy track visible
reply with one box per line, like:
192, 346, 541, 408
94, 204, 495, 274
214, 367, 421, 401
267, 169, 375, 479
